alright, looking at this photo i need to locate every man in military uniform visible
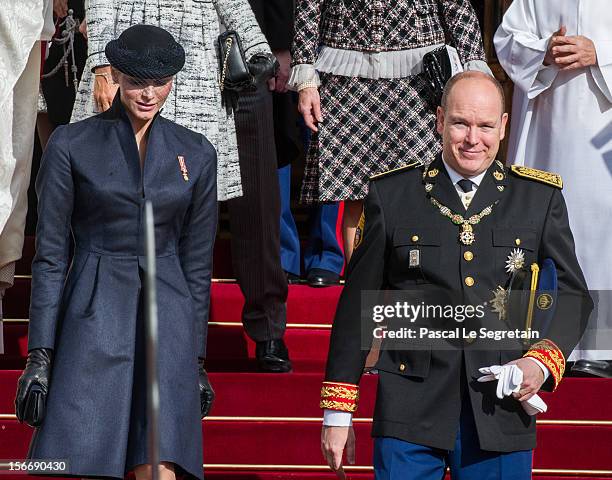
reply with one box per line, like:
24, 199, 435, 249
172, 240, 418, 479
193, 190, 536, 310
319, 71, 592, 479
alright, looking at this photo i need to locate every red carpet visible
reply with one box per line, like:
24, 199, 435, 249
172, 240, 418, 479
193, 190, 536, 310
1, 237, 612, 479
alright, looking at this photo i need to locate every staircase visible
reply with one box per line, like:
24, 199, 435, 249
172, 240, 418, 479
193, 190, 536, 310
1, 237, 612, 479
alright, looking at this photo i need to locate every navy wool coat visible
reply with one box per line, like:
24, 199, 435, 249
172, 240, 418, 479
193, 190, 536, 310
26, 97, 217, 479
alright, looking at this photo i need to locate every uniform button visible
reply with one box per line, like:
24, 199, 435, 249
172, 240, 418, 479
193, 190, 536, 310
399, 363, 406, 372
464, 276, 475, 287
463, 251, 474, 261
412, 235, 419, 242
515, 238, 521, 246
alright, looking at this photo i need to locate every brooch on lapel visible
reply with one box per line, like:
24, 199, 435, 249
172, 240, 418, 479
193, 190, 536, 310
177, 155, 189, 181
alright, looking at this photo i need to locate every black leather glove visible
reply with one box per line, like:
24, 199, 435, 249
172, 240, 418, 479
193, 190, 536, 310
198, 359, 215, 418
15, 348, 53, 427
247, 53, 279, 83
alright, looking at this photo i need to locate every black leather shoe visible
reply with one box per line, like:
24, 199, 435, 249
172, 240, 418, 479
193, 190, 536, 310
571, 359, 612, 378
285, 271, 301, 285
306, 268, 340, 288
256, 339, 292, 373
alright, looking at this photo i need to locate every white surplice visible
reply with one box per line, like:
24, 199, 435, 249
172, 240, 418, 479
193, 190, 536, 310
0, 0, 53, 353
494, 0, 612, 361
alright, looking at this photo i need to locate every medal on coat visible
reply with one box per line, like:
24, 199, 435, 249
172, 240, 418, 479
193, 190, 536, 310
429, 197, 498, 245
490, 285, 508, 321
505, 248, 525, 274
177, 155, 189, 181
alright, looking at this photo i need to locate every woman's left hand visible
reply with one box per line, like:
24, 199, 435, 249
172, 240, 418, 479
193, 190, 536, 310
198, 360, 215, 418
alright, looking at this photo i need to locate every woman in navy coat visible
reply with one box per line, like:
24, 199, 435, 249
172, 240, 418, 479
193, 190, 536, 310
15, 25, 216, 480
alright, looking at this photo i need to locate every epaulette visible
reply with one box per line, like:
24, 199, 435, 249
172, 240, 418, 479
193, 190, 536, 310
370, 161, 421, 180
510, 165, 563, 189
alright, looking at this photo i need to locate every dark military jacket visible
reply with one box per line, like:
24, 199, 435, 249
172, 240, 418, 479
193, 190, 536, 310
324, 155, 592, 453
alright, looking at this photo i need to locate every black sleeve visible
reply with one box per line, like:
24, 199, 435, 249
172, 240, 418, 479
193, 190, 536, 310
178, 137, 218, 359
28, 126, 74, 351
325, 181, 387, 385
263, 0, 295, 50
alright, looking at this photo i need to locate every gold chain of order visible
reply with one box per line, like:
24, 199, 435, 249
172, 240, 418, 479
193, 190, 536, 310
429, 197, 497, 226
218, 37, 233, 92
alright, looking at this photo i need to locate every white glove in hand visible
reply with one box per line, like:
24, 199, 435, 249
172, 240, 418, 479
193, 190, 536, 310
478, 364, 547, 416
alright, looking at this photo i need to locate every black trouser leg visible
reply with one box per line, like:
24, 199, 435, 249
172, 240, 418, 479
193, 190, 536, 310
227, 81, 288, 342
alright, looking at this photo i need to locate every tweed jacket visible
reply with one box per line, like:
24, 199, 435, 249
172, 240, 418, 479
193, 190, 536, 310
292, 0, 485, 65
72, 0, 271, 201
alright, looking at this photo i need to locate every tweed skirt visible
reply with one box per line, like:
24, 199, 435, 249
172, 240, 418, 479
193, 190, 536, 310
300, 72, 442, 204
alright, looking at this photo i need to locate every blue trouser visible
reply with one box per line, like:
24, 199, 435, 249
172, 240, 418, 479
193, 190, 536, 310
373, 397, 532, 480
278, 164, 343, 276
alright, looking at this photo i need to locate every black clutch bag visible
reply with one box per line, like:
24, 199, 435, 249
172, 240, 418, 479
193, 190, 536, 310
22, 383, 47, 427
217, 30, 256, 111
422, 45, 463, 110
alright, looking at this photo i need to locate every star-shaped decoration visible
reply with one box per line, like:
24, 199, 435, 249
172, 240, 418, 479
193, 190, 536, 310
505, 248, 525, 274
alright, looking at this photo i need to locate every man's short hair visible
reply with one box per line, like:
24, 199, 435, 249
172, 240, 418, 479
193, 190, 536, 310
440, 71, 505, 114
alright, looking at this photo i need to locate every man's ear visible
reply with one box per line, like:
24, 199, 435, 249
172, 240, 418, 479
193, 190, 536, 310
499, 112, 509, 141
436, 106, 445, 136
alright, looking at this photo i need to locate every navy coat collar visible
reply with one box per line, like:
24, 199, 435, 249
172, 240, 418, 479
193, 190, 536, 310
102, 92, 165, 196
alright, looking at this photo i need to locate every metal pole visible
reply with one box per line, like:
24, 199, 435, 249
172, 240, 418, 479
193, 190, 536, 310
144, 201, 160, 480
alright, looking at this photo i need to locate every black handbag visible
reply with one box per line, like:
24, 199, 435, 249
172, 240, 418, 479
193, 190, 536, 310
422, 45, 463, 110
217, 30, 256, 111
22, 384, 47, 427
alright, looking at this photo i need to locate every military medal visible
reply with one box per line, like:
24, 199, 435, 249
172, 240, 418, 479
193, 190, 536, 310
177, 155, 189, 181
489, 285, 508, 321
409, 249, 420, 268
505, 248, 525, 274
429, 197, 497, 245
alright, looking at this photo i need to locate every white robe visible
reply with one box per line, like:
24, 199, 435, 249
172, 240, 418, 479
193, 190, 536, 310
0, 0, 54, 353
494, 0, 612, 361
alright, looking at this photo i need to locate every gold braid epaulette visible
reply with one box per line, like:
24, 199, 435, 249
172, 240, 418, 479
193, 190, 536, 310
320, 381, 359, 413
523, 339, 566, 390
510, 165, 563, 189
370, 161, 421, 180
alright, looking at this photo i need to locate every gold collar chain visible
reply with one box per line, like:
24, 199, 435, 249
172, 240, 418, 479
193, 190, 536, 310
429, 196, 499, 245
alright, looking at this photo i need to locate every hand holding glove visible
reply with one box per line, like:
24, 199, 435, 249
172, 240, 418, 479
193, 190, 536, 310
478, 364, 547, 416
198, 359, 215, 418
15, 348, 53, 427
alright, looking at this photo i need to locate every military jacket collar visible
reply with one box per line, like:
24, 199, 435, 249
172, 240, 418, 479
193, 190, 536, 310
423, 155, 508, 216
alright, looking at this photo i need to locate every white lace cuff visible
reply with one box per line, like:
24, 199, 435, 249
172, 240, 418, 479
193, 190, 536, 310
287, 64, 321, 91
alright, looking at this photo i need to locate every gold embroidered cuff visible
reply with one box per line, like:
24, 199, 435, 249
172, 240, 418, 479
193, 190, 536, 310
320, 381, 359, 413
523, 339, 565, 390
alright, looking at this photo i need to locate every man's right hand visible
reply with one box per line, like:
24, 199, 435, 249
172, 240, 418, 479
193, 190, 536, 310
93, 66, 119, 113
298, 87, 323, 133
321, 425, 355, 479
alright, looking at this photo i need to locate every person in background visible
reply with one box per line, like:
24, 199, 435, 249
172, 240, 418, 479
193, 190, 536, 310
227, 0, 296, 372
37, 0, 87, 149
279, 129, 344, 288
494, 0, 612, 378
0, 0, 54, 353
15, 25, 216, 480
290, 0, 490, 263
